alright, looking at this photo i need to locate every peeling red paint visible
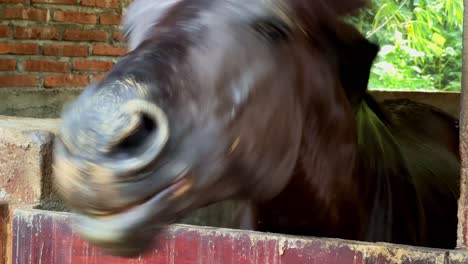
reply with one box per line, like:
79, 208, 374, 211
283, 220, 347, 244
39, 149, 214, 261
11, 209, 462, 264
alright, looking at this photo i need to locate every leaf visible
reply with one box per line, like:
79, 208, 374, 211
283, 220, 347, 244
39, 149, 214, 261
394, 30, 403, 45
401, 46, 426, 57
411, 66, 422, 73
444, 47, 456, 56
356, 0, 462, 91
374, 61, 398, 76
379, 45, 397, 56
432, 33, 446, 47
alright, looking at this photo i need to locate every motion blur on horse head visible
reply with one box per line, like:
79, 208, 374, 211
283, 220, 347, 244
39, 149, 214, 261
52, 0, 460, 257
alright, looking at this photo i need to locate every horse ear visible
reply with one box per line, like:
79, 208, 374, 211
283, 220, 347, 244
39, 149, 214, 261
326, 0, 369, 15
283, 0, 369, 36
332, 21, 379, 99
122, 0, 182, 50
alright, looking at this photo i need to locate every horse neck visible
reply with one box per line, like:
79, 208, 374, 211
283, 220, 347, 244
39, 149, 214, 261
250, 45, 368, 239
253, 25, 383, 237
296, 45, 361, 206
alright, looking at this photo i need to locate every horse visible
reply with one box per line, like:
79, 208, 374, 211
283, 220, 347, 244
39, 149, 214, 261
52, 0, 460, 257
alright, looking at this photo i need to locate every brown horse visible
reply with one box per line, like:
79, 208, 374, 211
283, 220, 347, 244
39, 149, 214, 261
52, 0, 460, 257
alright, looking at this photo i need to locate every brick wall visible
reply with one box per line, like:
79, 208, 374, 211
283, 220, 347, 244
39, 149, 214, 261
0, 0, 130, 89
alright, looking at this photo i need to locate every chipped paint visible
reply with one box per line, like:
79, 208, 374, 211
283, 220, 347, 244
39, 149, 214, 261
10, 209, 465, 264
0, 189, 9, 201
278, 237, 286, 255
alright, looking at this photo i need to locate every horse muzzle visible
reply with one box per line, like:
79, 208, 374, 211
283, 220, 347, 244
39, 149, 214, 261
52, 99, 196, 257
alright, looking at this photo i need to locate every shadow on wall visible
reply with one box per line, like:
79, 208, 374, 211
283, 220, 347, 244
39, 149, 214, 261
0, 88, 82, 118
0, 88, 461, 119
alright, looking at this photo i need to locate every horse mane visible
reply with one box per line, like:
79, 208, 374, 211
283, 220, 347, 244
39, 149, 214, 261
254, 3, 459, 248
326, 19, 460, 247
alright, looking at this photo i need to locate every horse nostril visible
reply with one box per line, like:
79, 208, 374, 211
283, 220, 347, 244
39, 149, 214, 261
114, 114, 157, 155
104, 99, 170, 174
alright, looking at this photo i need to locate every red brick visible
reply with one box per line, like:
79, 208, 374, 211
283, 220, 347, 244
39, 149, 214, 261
32, 0, 76, 4
43, 44, 88, 57
0, 59, 16, 71
0, 0, 26, 3
3, 8, 48, 21
63, 29, 107, 42
0, 75, 38, 87
53, 11, 97, 24
92, 44, 126, 56
0, 43, 38, 55
14, 27, 58, 40
100, 13, 120, 25
90, 74, 106, 82
24, 60, 68, 72
73, 60, 113, 72
81, 0, 119, 8
44, 74, 88, 87
0, 26, 9, 38
113, 31, 123, 42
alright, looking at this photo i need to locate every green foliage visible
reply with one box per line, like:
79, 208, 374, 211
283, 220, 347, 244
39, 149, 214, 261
346, 0, 463, 91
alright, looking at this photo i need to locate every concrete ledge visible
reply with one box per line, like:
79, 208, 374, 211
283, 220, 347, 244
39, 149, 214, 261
0, 116, 62, 210
449, 250, 468, 264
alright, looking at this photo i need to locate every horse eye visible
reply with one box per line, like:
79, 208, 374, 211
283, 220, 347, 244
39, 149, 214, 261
252, 18, 290, 42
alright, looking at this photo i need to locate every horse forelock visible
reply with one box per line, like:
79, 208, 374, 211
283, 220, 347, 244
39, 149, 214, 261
122, 0, 231, 50
121, 0, 328, 52
123, 0, 185, 50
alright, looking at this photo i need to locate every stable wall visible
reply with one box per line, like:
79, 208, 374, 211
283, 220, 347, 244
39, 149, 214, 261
0, 0, 129, 89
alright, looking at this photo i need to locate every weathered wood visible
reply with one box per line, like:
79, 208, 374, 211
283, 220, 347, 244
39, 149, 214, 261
457, 0, 468, 250
11, 208, 463, 264
371, 90, 459, 118
0, 203, 8, 264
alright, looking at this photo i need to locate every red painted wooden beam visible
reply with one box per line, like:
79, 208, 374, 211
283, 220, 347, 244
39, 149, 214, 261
9, 208, 468, 264
0, 203, 8, 264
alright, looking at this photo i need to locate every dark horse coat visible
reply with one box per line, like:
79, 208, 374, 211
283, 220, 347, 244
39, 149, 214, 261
53, 0, 460, 256
251, 21, 460, 250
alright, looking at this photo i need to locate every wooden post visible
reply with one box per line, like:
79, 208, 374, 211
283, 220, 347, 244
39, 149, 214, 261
457, 0, 468, 249
0, 203, 8, 264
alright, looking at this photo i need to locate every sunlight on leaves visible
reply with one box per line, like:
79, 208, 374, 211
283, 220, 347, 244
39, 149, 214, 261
432, 33, 446, 47
349, 0, 463, 91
